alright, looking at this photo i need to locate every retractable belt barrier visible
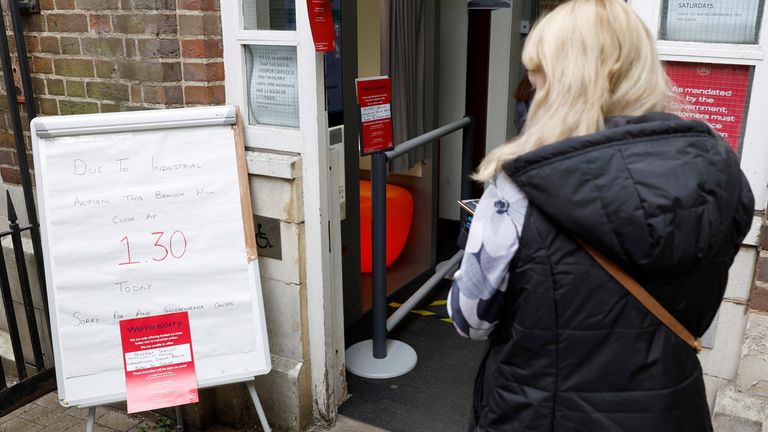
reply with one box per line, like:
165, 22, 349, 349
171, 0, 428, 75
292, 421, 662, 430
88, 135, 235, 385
345, 116, 474, 379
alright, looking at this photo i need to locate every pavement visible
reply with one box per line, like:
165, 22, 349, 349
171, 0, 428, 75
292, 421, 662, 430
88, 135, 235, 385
0, 391, 155, 432
0, 391, 386, 432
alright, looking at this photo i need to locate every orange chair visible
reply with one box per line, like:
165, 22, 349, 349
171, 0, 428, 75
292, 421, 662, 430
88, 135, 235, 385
359, 180, 414, 273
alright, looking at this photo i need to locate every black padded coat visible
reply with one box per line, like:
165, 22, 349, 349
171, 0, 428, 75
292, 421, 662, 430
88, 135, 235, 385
470, 113, 754, 431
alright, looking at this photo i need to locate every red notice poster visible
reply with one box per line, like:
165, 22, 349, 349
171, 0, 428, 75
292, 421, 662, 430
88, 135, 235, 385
356, 77, 394, 156
307, 0, 335, 52
666, 62, 751, 153
120, 312, 199, 413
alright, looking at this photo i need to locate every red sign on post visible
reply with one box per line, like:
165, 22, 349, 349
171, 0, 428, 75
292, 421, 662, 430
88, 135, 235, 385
356, 77, 394, 156
120, 312, 199, 413
666, 62, 751, 153
307, 0, 336, 52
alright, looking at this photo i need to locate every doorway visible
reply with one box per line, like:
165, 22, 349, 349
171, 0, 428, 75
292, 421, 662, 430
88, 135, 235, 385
332, 1, 544, 430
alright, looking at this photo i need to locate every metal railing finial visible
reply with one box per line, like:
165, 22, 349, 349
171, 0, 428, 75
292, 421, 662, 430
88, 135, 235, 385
6, 190, 17, 224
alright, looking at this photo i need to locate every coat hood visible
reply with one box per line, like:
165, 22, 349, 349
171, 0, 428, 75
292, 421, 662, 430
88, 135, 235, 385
503, 112, 754, 277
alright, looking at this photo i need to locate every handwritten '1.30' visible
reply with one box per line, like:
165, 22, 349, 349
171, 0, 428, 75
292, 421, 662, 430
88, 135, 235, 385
119, 231, 188, 265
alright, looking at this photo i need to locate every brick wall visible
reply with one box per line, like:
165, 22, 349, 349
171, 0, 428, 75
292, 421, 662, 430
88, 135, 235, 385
0, 0, 224, 185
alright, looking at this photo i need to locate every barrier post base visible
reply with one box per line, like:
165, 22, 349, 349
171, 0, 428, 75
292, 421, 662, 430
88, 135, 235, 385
345, 339, 417, 379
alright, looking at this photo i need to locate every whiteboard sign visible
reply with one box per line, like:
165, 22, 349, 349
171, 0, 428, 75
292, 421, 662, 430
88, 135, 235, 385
664, 0, 761, 44
32, 106, 270, 408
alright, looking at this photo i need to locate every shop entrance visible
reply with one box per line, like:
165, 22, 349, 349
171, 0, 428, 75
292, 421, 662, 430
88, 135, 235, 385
330, 1, 550, 430
335, 1, 554, 324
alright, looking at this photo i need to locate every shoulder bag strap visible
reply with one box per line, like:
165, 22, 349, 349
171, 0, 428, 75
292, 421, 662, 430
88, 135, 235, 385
577, 239, 702, 352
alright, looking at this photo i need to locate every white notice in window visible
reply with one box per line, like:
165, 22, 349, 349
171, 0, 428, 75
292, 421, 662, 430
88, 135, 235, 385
664, 0, 761, 44
246, 45, 300, 129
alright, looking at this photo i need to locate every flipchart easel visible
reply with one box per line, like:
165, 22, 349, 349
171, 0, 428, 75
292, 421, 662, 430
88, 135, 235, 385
31, 106, 272, 432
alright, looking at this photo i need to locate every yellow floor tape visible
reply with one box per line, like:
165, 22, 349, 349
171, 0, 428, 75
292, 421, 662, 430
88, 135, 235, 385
388, 301, 453, 324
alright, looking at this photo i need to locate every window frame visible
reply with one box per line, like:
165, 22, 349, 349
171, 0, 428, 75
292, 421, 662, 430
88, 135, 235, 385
220, 0, 343, 420
222, 3, 309, 153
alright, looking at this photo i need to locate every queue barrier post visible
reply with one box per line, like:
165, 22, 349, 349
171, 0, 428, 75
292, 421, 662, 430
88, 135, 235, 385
345, 117, 474, 379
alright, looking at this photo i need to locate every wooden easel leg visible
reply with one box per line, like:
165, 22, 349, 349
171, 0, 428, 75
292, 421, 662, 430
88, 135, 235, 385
175, 406, 185, 432
85, 407, 96, 432
245, 381, 271, 432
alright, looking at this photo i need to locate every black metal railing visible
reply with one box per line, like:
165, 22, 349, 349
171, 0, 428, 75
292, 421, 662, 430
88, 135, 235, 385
0, 0, 55, 416
0, 192, 54, 416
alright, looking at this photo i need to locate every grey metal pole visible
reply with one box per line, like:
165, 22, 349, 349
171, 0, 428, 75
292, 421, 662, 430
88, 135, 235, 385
371, 152, 388, 359
386, 250, 464, 332
246, 381, 272, 432
385, 117, 471, 160
174, 406, 185, 432
85, 407, 96, 432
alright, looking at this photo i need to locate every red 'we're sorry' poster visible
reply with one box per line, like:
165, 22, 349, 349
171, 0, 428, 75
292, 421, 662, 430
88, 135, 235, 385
119, 311, 199, 413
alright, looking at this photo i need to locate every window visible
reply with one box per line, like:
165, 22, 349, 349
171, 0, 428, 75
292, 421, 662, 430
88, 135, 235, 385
222, 0, 309, 152
243, 0, 297, 31
660, 0, 765, 43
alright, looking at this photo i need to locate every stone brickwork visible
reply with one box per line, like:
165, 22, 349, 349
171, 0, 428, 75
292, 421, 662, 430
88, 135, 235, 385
0, 0, 224, 185
241, 150, 313, 432
750, 220, 768, 312
709, 215, 768, 430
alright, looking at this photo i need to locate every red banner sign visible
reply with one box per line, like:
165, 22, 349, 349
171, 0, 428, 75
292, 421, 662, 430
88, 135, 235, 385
666, 62, 751, 153
356, 77, 394, 155
120, 312, 199, 413
307, 0, 336, 52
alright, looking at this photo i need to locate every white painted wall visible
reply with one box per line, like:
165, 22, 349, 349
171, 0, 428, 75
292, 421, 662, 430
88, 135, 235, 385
438, 7, 514, 220
437, 2, 468, 221
357, 0, 381, 78
485, 9, 513, 155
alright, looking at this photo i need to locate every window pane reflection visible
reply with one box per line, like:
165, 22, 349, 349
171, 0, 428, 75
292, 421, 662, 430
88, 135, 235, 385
243, 0, 297, 31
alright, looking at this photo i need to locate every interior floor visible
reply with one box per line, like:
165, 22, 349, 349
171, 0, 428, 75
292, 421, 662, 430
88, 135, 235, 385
340, 280, 488, 432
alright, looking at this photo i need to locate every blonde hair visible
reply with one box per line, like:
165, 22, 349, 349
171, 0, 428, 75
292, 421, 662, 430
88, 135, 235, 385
475, 0, 672, 181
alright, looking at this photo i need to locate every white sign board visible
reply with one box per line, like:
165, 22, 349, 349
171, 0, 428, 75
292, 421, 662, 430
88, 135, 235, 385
665, 0, 761, 43
31, 106, 270, 408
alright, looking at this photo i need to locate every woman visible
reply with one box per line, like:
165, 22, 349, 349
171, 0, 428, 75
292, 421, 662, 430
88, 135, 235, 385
513, 73, 535, 131
448, 1, 754, 431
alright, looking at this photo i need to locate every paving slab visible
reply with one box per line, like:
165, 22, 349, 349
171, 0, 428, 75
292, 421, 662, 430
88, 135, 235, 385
19, 404, 63, 425
2, 390, 386, 432
325, 415, 389, 432
37, 414, 81, 432
97, 411, 142, 431
127, 420, 155, 432
0, 416, 43, 432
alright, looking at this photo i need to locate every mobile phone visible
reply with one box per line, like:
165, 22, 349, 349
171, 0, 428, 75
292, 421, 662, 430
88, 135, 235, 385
458, 199, 479, 215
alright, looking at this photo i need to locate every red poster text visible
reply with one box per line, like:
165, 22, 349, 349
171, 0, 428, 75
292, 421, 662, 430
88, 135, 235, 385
666, 62, 751, 153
